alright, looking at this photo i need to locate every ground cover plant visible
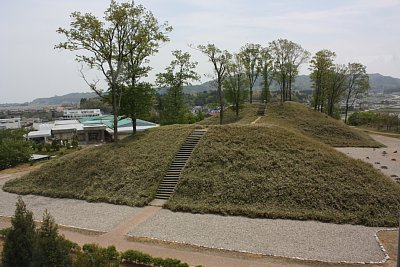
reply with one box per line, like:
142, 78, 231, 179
198, 103, 259, 125
166, 124, 400, 227
3, 125, 197, 206
255, 102, 382, 147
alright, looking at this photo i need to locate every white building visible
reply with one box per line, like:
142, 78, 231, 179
0, 118, 21, 129
63, 109, 102, 119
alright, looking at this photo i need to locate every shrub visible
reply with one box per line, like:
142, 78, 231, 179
2, 197, 36, 267
121, 249, 152, 265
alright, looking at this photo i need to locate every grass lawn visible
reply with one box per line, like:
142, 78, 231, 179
166, 124, 400, 227
3, 125, 197, 206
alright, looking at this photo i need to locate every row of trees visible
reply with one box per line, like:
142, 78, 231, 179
309, 50, 369, 121
57, 1, 315, 135
57, 1, 369, 134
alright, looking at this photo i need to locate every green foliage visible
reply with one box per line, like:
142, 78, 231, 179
56, 1, 172, 140
120, 82, 155, 134
197, 44, 232, 125
120, 250, 152, 265
0, 129, 32, 170
4, 125, 197, 206
166, 125, 400, 227
2, 197, 36, 267
74, 244, 119, 267
348, 111, 400, 132
80, 98, 113, 114
157, 50, 200, 125
223, 54, 249, 118
32, 210, 72, 267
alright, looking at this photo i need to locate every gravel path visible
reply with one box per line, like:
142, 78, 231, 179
128, 210, 387, 263
0, 177, 141, 232
336, 134, 400, 180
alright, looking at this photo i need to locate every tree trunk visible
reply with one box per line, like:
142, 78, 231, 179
344, 91, 351, 124
218, 82, 224, 125
112, 85, 119, 142
131, 114, 137, 135
249, 85, 253, 104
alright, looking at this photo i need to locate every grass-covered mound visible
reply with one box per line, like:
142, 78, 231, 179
198, 104, 259, 125
166, 125, 400, 227
257, 102, 381, 147
3, 125, 197, 206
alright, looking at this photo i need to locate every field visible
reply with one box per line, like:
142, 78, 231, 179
166, 124, 400, 226
3, 125, 197, 206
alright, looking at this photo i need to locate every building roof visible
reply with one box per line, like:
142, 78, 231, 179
80, 116, 158, 128
27, 130, 52, 138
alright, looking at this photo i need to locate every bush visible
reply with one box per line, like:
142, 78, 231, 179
2, 197, 36, 267
31, 210, 72, 267
0, 129, 32, 170
121, 249, 152, 265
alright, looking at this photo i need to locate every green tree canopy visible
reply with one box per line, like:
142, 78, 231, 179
56, 0, 171, 141
156, 50, 200, 125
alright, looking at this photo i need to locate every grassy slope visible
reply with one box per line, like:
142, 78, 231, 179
256, 102, 381, 147
166, 125, 400, 227
198, 104, 259, 125
3, 125, 196, 206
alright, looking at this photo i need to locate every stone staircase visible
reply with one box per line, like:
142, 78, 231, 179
154, 129, 206, 200
257, 103, 266, 116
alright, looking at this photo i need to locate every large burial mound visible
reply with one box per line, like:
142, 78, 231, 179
4, 103, 399, 226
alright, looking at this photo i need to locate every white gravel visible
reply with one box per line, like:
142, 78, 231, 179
0, 177, 141, 232
336, 134, 400, 180
128, 209, 387, 263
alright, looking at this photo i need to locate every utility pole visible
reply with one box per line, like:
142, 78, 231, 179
398, 213, 400, 267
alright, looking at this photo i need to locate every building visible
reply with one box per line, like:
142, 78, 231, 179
27, 117, 158, 143
63, 109, 102, 119
0, 118, 21, 129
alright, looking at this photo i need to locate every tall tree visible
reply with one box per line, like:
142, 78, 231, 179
56, 1, 171, 141
120, 83, 154, 134
325, 64, 348, 117
156, 50, 200, 125
260, 47, 274, 104
309, 50, 336, 112
2, 197, 35, 267
32, 210, 72, 267
344, 63, 369, 123
224, 54, 249, 119
239, 43, 262, 104
197, 44, 232, 124
269, 39, 310, 103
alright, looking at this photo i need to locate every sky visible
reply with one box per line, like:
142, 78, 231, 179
0, 0, 399, 103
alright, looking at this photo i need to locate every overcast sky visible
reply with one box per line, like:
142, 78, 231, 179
0, 0, 399, 103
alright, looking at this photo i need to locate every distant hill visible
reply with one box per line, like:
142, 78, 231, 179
29, 73, 400, 105
31, 92, 97, 105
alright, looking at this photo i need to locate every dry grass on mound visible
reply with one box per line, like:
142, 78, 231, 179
166, 125, 400, 227
257, 102, 382, 147
3, 125, 197, 206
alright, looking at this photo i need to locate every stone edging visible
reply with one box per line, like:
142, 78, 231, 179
127, 228, 394, 265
